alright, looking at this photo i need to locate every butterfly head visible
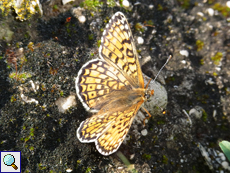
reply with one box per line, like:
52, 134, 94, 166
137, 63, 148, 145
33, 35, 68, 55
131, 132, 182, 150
144, 89, 154, 101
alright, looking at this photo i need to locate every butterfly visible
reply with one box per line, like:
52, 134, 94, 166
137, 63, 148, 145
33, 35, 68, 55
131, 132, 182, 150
75, 12, 155, 156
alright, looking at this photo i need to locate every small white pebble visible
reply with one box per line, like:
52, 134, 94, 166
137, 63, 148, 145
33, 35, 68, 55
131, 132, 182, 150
29, 80, 38, 93
55, 95, 77, 113
219, 153, 226, 161
226, 1, 230, 8
62, 0, 74, 5
212, 109, 217, 120
141, 129, 148, 136
207, 8, 214, 16
130, 154, 135, 160
180, 159, 184, 163
222, 161, 229, 169
197, 12, 204, 17
134, 2, 141, 5
215, 67, 221, 71
122, 0, 130, 8
21, 94, 39, 104
66, 168, 73, 172
205, 78, 215, 85
18, 47, 24, 53
30, 6, 35, 13
189, 107, 202, 119
181, 60, 186, 64
71, 7, 83, 18
78, 15, 86, 23
149, 4, 154, 9
152, 29, 157, 34
31, 1, 36, 6
180, 50, 189, 57
137, 37, 144, 44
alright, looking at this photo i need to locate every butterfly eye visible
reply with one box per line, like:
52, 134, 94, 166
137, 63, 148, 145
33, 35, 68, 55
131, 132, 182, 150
151, 90, 154, 95
145, 93, 150, 100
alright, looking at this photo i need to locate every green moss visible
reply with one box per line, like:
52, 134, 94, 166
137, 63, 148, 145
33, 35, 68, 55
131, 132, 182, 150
207, 0, 215, 4
107, 0, 116, 7
38, 163, 47, 170
202, 17, 207, 21
200, 59, 204, 65
197, 94, 209, 104
58, 119, 62, 125
157, 4, 163, 11
167, 76, 175, 81
88, 34, 94, 40
10, 95, 16, 102
81, 0, 103, 11
135, 23, 144, 32
145, 20, 154, 27
176, 0, 191, 9
85, 167, 92, 173
162, 155, 168, 164
213, 3, 230, 18
142, 153, 151, 160
97, 40, 101, 47
66, 27, 70, 34
9, 72, 32, 81
196, 40, 204, 51
225, 87, 230, 95
211, 52, 223, 65
29, 146, 34, 150
23, 126, 26, 130
53, 4, 58, 10
202, 110, 208, 122
60, 90, 64, 97
157, 120, 165, 125
30, 128, 34, 136
24, 137, 30, 142
137, 50, 141, 53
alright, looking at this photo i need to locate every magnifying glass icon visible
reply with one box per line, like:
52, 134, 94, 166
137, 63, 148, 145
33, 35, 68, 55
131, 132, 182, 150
3, 154, 18, 170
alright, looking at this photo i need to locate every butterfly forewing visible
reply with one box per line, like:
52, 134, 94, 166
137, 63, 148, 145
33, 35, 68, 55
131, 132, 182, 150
99, 12, 144, 88
76, 59, 132, 112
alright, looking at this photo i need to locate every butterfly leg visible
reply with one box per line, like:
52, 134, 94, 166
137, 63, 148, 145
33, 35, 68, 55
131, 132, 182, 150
141, 107, 152, 126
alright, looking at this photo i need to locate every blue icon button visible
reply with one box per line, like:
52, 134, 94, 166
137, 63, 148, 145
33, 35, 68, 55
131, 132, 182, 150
3, 154, 18, 170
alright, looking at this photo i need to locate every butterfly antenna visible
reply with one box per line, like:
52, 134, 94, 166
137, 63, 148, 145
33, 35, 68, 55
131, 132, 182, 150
153, 54, 173, 82
145, 54, 172, 89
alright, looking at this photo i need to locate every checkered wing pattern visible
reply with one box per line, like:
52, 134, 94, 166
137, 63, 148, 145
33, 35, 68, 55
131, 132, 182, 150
76, 12, 147, 156
77, 104, 141, 155
76, 59, 132, 112
99, 12, 144, 88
